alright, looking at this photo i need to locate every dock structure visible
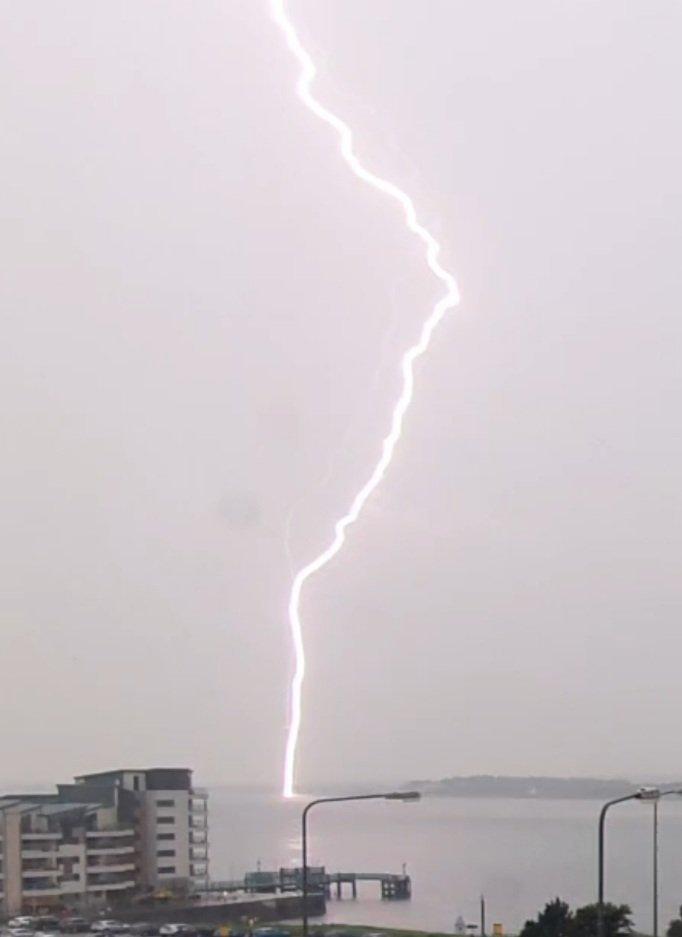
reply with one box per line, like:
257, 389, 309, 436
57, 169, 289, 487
208, 866, 411, 901
325, 872, 411, 900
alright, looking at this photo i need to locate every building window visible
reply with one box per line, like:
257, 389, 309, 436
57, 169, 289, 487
157, 816, 175, 824
157, 833, 175, 841
133, 776, 140, 791
157, 850, 175, 858
156, 799, 175, 807
158, 866, 176, 874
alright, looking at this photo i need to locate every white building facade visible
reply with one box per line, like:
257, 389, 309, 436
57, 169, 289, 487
0, 767, 209, 916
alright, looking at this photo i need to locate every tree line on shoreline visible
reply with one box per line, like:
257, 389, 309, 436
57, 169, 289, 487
520, 897, 682, 937
410, 777, 682, 800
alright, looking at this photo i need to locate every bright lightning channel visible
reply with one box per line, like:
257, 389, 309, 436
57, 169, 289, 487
271, 0, 461, 799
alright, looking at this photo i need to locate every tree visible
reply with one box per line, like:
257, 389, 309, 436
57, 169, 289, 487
666, 918, 682, 937
520, 899, 574, 937
572, 903, 633, 937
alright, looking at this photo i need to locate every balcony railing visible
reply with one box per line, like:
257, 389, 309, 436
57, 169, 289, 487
86, 876, 135, 891
86, 828, 134, 838
87, 845, 135, 856
88, 860, 136, 872
88, 867, 136, 878
23, 888, 63, 898
85, 833, 135, 850
23, 880, 62, 894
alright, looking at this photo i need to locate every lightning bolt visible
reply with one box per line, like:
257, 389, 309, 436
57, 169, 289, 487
271, 0, 461, 798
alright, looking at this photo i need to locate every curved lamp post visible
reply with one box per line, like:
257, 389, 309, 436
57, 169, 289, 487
300, 790, 421, 937
598, 787, 660, 937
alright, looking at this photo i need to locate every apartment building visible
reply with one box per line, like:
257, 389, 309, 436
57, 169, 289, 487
74, 769, 209, 892
0, 768, 209, 916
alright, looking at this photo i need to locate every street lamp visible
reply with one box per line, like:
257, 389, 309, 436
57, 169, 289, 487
652, 789, 682, 937
300, 791, 421, 937
598, 787, 660, 937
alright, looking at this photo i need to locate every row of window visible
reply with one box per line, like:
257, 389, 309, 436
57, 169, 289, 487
156, 799, 206, 809
157, 817, 206, 826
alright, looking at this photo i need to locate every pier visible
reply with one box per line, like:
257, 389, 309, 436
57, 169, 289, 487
207, 866, 412, 900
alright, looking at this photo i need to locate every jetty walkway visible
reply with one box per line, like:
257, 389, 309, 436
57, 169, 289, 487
207, 866, 411, 900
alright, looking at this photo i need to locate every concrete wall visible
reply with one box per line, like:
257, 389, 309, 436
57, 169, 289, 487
115, 893, 326, 926
140, 790, 191, 888
57, 842, 87, 896
4, 810, 24, 916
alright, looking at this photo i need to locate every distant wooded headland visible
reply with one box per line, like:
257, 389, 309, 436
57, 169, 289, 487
409, 776, 682, 799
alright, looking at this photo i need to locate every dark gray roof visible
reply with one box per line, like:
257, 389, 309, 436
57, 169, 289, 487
39, 802, 100, 817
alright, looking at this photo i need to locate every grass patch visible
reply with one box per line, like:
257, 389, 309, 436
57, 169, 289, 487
285, 925, 452, 937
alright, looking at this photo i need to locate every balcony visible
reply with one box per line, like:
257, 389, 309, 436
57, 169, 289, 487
22, 848, 57, 858
86, 877, 135, 892
87, 845, 135, 856
189, 816, 207, 830
85, 832, 135, 850
190, 846, 207, 860
23, 881, 62, 896
88, 862, 136, 873
23, 855, 57, 866
86, 828, 134, 838
22, 868, 58, 878
190, 830, 207, 844
22, 831, 61, 840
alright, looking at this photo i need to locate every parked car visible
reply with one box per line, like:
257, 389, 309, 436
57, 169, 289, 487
8, 921, 37, 930
159, 927, 194, 937
34, 919, 60, 932
253, 929, 291, 937
8, 928, 36, 937
91, 923, 128, 934
59, 919, 89, 934
129, 926, 159, 937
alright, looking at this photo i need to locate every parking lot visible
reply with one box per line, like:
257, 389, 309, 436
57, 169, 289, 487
2, 917, 292, 937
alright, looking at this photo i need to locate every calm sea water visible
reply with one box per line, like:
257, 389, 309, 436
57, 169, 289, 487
208, 788, 682, 935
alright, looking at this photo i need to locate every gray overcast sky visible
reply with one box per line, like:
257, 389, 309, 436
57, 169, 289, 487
2, 1, 682, 789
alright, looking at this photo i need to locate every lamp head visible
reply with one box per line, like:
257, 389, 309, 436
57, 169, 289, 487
384, 790, 421, 802
636, 787, 661, 801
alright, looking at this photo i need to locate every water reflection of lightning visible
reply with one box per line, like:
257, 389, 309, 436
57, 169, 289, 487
271, 0, 461, 798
